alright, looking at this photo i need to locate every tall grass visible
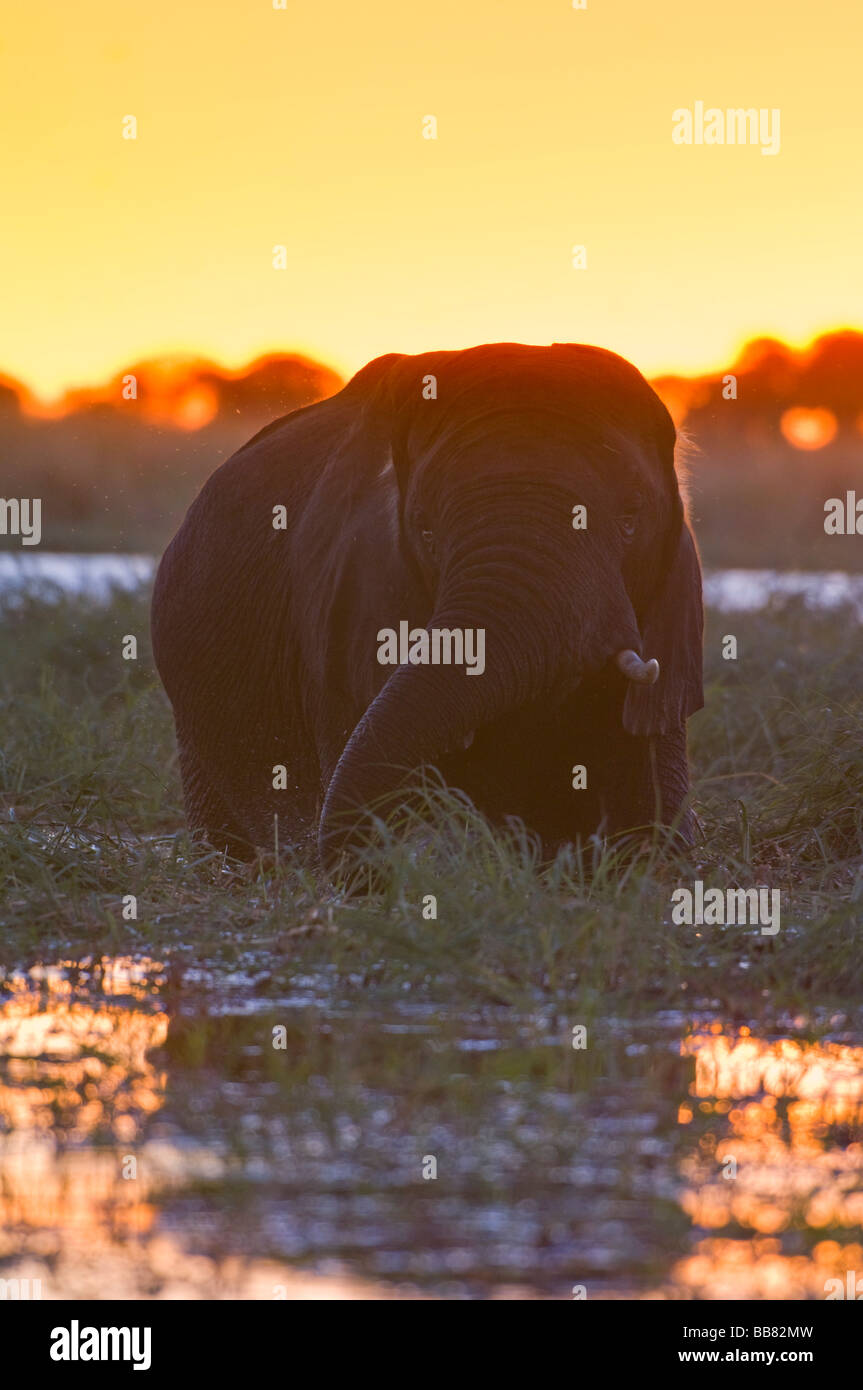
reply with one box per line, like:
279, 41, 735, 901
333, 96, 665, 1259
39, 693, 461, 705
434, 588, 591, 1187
1, 589, 860, 1016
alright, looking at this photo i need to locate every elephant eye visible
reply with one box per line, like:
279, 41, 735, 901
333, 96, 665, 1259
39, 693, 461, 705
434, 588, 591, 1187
618, 492, 643, 541
421, 529, 437, 556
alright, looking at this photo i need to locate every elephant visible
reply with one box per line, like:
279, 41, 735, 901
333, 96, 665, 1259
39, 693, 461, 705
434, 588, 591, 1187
151, 342, 704, 870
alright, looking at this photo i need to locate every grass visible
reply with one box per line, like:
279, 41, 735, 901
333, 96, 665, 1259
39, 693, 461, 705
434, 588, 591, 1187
1, 586, 861, 1020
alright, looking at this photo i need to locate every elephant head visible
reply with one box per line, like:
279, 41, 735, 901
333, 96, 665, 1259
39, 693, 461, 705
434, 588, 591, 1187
317, 343, 703, 866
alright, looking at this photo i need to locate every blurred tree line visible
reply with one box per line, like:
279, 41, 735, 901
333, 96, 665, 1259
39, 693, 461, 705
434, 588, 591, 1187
1, 334, 861, 569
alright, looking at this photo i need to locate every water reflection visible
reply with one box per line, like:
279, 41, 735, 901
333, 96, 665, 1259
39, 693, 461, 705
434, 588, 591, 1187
0, 958, 166, 1287
672, 1025, 863, 1299
1, 959, 861, 1299
0, 957, 404, 1298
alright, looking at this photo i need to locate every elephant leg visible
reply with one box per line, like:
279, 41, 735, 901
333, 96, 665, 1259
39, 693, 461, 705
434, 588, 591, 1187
176, 733, 256, 860
601, 724, 693, 843
177, 720, 321, 860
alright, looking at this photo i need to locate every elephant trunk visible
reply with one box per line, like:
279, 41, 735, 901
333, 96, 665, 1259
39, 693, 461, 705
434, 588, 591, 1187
318, 491, 643, 866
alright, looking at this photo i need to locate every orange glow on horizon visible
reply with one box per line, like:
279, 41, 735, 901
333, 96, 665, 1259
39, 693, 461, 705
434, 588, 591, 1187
780, 407, 839, 451
3, 331, 856, 439
173, 384, 220, 431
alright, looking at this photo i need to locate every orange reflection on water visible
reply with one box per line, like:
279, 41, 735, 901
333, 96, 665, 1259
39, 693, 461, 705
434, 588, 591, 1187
0, 957, 169, 1252
671, 1027, 863, 1299
0, 956, 412, 1300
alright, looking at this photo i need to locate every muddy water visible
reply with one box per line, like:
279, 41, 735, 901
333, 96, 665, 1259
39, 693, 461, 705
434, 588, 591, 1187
1, 955, 860, 1299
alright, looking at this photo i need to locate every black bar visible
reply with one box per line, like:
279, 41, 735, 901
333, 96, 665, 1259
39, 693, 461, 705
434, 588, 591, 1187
5, 1296, 856, 1375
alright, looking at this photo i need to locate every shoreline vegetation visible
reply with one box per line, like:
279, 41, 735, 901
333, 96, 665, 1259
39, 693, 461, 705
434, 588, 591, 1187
2, 330, 863, 570
1, 588, 860, 1011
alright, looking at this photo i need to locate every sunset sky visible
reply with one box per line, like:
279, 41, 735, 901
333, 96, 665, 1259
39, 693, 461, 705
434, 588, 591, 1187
1, 0, 860, 401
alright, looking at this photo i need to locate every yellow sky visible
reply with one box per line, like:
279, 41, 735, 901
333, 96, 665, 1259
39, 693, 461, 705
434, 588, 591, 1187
1, 0, 859, 401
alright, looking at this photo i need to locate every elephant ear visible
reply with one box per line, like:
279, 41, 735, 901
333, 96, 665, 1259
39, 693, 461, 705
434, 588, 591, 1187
381, 351, 453, 500
623, 515, 704, 737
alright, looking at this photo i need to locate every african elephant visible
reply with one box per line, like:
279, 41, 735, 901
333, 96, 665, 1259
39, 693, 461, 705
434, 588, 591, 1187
151, 343, 704, 869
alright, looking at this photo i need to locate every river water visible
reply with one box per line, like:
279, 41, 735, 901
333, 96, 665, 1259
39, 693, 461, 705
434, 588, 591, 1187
1, 955, 860, 1300
2, 552, 863, 617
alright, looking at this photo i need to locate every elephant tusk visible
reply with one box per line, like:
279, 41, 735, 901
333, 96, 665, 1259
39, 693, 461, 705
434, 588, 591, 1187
615, 649, 660, 685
